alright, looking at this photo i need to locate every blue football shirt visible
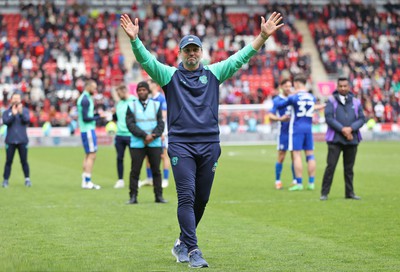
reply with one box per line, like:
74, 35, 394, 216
151, 92, 167, 111
270, 94, 292, 135
278, 91, 316, 134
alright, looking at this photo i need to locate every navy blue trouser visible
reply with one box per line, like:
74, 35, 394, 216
3, 143, 30, 180
168, 142, 221, 253
115, 135, 131, 180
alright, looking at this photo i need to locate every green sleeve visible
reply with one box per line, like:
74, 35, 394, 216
207, 44, 257, 83
131, 38, 176, 87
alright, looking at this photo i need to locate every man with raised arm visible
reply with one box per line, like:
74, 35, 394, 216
121, 12, 284, 268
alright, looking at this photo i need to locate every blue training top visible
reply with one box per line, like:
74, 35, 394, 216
130, 38, 257, 143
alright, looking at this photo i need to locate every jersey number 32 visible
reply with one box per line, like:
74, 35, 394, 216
296, 101, 314, 117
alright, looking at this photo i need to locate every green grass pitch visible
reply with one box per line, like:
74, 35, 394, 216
1, 142, 399, 271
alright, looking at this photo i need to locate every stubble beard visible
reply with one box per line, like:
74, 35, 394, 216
185, 58, 199, 69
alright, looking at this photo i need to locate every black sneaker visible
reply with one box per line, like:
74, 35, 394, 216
126, 195, 138, 204
320, 195, 328, 201
345, 195, 361, 200
155, 195, 168, 203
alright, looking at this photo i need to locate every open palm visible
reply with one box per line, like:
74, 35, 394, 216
120, 14, 139, 40
261, 12, 284, 37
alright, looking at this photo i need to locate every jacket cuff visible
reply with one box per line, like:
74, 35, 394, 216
130, 37, 142, 49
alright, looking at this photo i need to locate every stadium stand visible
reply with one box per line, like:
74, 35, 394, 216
0, 2, 399, 131
307, 3, 400, 122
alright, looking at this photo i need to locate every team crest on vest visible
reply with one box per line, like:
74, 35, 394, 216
212, 162, 218, 172
199, 75, 208, 84
171, 156, 179, 166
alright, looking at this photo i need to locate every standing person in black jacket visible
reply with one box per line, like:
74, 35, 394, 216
2, 92, 31, 188
320, 77, 365, 201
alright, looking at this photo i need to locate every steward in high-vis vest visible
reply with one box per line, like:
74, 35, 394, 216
125, 81, 166, 204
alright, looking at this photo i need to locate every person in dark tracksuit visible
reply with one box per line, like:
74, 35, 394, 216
125, 81, 166, 204
113, 84, 136, 189
121, 12, 284, 268
321, 77, 365, 201
2, 92, 31, 188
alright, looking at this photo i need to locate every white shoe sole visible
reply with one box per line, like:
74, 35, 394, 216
171, 248, 180, 263
82, 184, 101, 190
171, 248, 189, 263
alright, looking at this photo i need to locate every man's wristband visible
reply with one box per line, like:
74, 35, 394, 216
260, 32, 269, 40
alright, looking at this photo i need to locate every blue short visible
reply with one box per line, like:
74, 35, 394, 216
277, 133, 289, 151
289, 132, 314, 151
81, 130, 97, 154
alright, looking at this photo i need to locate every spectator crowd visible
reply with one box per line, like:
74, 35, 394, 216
0, 2, 399, 130
307, 3, 400, 123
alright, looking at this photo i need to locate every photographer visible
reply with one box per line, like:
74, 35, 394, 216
2, 92, 31, 188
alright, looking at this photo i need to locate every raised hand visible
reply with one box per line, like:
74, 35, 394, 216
120, 14, 139, 41
11, 104, 18, 115
17, 103, 23, 114
260, 12, 284, 39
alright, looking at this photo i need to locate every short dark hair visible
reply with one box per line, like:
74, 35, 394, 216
337, 77, 349, 83
293, 74, 307, 85
280, 78, 291, 86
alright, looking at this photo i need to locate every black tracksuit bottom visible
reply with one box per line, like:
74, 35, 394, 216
129, 147, 162, 198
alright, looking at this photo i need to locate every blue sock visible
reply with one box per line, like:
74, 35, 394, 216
296, 177, 303, 185
309, 176, 315, 184
146, 168, 153, 179
275, 162, 283, 181
163, 169, 169, 180
291, 163, 296, 180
